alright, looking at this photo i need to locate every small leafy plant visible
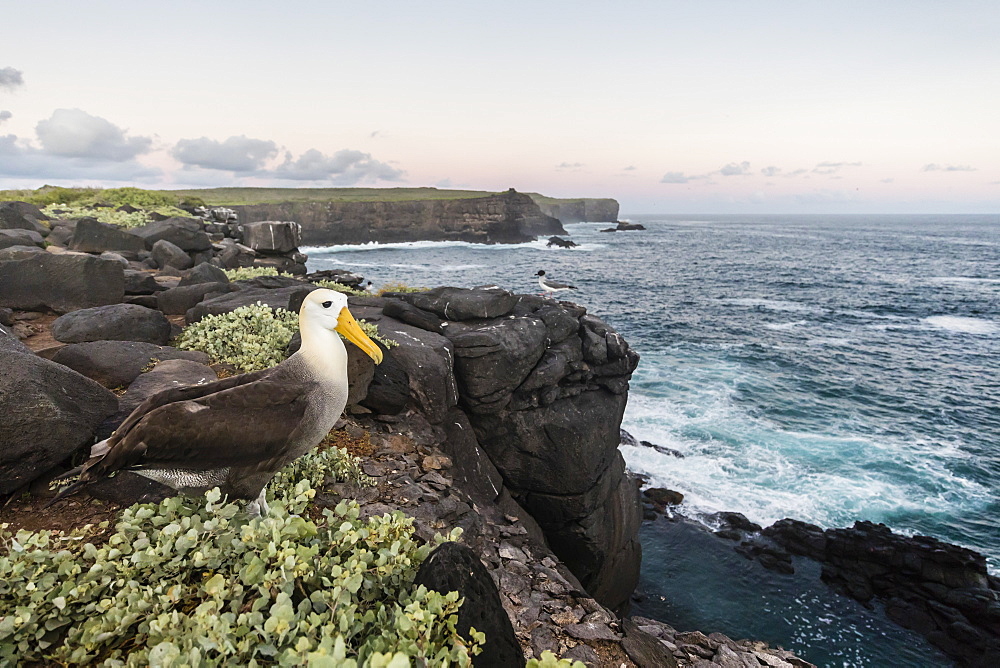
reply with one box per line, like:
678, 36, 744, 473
222, 267, 290, 281
0, 447, 478, 665
175, 303, 299, 372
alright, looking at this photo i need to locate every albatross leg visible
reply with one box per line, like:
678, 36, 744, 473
246, 486, 270, 518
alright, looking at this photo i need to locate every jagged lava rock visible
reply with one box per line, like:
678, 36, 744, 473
0, 201, 49, 236
413, 542, 521, 667
68, 218, 146, 253
0, 351, 118, 493
0, 228, 45, 250
0, 253, 125, 313
151, 238, 194, 270
178, 262, 230, 286
241, 220, 302, 253
52, 341, 210, 388
130, 217, 212, 252
51, 303, 172, 345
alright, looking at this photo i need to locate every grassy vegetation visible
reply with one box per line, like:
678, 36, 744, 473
0, 186, 204, 210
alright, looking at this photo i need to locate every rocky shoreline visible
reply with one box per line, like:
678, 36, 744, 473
15, 196, 1000, 666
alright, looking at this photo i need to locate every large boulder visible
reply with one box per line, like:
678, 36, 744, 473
124, 270, 166, 295
52, 341, 210, 388
241, 221, 302, 253
0, 228, 45, 250
157, 283, 241, 316
178, 262, 229, 286
0, 245, 46, 261
112, 358, 219, 423
413, 542, 521, 667
398, 286, 519, 321
51, 303, 172, 345
151, 238, 193, 270
213, 238, 256, 269
0, 201, 49, 236
68, 218, 146, 253
0, 323, 30, 354
0, 351, 118, 494
130, 217, 211, 252
186, 285, 312, 323
0, 253, 125, 313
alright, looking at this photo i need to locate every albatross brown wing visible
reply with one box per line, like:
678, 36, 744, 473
83, 377, 318, 482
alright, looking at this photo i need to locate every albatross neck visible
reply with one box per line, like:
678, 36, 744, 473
296, 316, 349, 385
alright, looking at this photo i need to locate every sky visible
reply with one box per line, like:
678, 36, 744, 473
1, 1, 998, 214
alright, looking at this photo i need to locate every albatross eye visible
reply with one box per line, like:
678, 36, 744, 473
322, 301, 332, 308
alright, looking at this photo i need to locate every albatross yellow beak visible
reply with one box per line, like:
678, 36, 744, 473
336, 308, 384, 364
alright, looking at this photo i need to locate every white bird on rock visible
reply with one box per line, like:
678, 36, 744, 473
536, 270, 578, 295
51, 289, 383, 516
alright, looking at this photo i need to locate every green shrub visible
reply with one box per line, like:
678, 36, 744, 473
223, 267, 288, 281
175, 303, 299, 372
101, 187, 177, 209
377, 282, 428, 296
314, 279, 365, 296
175, 303, 396, 371
527, 651, 587, 668
0, 447, 478, 665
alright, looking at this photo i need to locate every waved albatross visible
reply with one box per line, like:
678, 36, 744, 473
52, 288, 383, 516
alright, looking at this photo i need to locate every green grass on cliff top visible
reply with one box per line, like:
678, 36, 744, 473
0, 185, 614, 208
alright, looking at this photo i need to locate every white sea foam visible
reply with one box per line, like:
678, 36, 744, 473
929, 276, 1000, 285
620, 387, 991, 532
303, 237, 605, 254
764, 320, 808, 331
922, 315, 1000, 335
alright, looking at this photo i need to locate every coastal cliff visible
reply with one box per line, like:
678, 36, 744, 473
528, 195, 620, 223
231, 189, 566, 246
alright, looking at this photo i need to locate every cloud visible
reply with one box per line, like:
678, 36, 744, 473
623, 165, 636, 171
719, 161, 751, 176
0, 67, 24, 91
660, 171, 693, 184
556, 162, 584, 170
172, 135, 277, 172
761, 165, 781, 177
273, 148, 403, 183
35, 109, 152, 161
786, 168, 808, 177
922, 163, 976, 172
812, 161, 862, 175
880, 178, 895, 183
0, 111, 10, 125
0, 132, 160, 181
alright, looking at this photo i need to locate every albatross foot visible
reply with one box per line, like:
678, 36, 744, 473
246, 487, 270, 518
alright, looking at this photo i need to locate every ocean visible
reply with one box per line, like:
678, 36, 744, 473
305, 214, 1000, 666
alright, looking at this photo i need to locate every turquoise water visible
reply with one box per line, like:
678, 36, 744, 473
306, 214, 1000, 666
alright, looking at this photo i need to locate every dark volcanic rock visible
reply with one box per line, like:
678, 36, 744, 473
156, 283, 241, 315
52, 341, 210, 388
124, 270, 166, 295
130, 217, 211, 252
546, 236, 578, 248
151, 238, 193, 270
178, 262, 230, 286
0, 323, 30, 354
0, 253, 125, 313
400, 286, 519, 321
186, 285, 311, 323
759, 518, 1000, 665
382, 300, 445, 334
68, 218, 146, 253
361, 346, 411, 415
413, 542, 521, 668
373, 317, 457, 423
0, 228, 45, 250
615, 222, 646, 231
51, 303, 172, 345
0, 351, 118, 494
241, 220, 302, 253
0, 201, 49, 236
0, 245, 46, 261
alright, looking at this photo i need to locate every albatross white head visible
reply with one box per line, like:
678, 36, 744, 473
297, 289, 384, 380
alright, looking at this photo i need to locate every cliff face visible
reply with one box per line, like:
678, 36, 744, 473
529, 196, 620, 223
231, 190, 565, 246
